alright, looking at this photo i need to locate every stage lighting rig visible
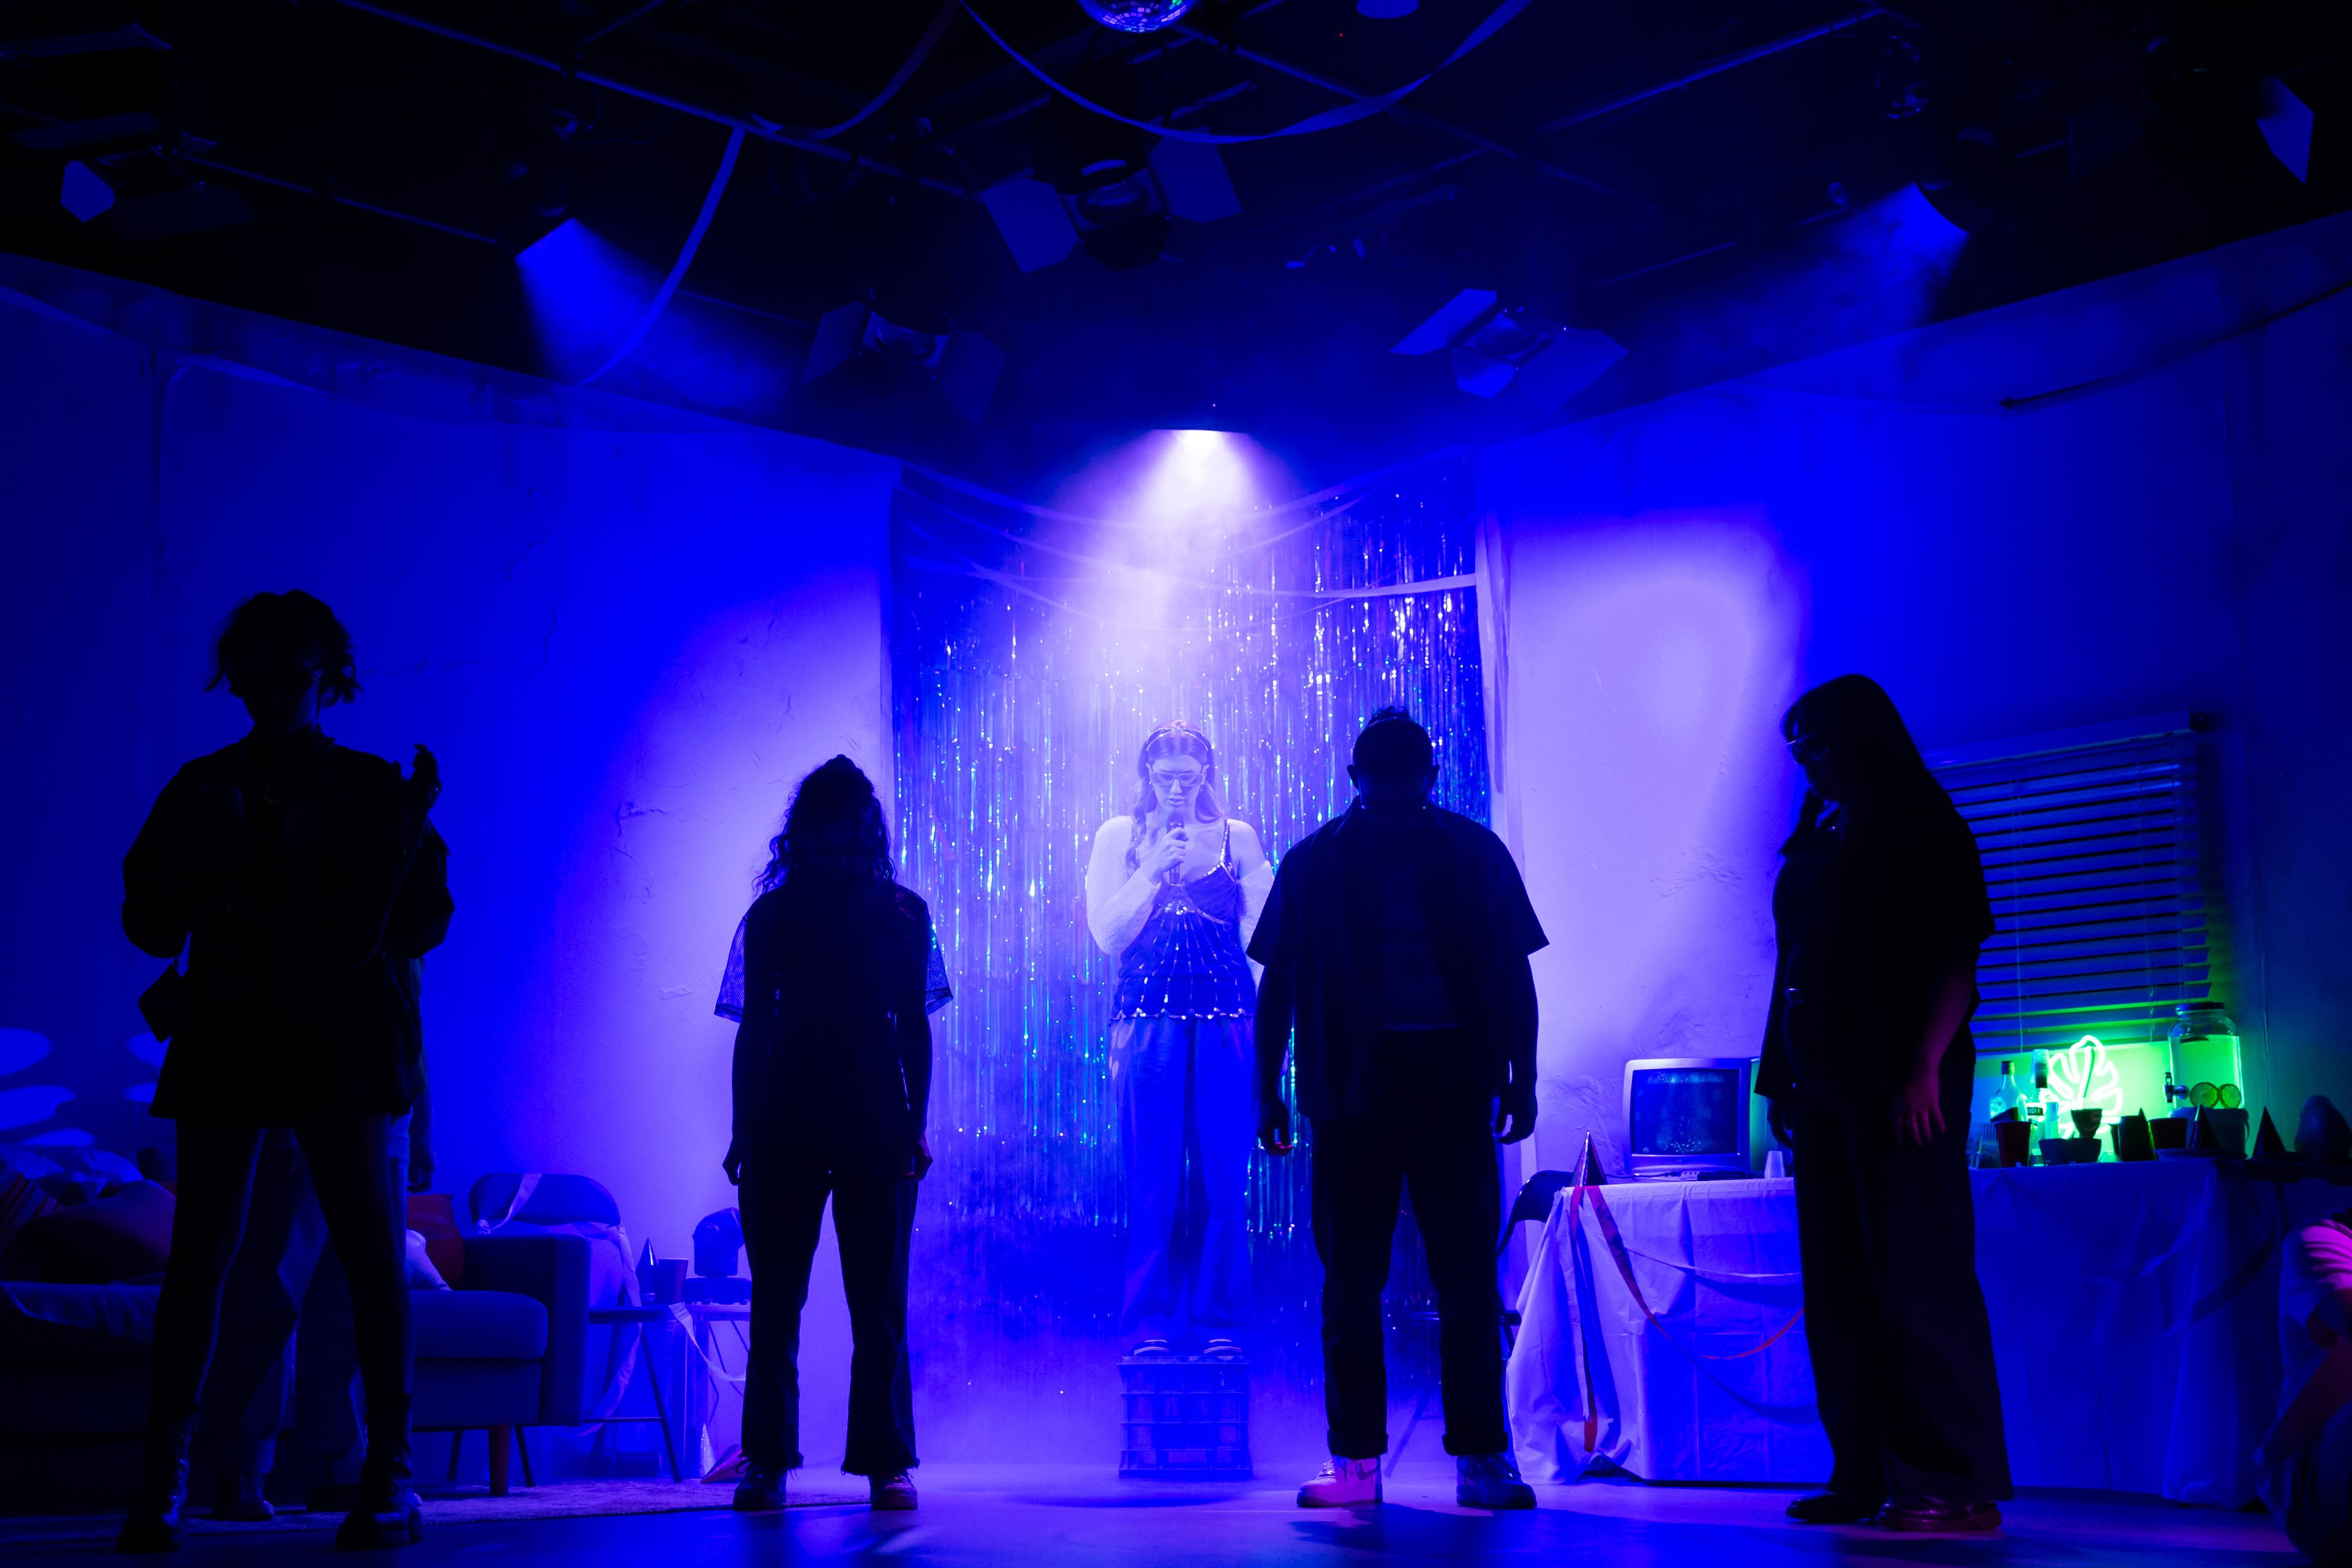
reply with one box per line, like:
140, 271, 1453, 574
1391, 289, 1626, 414
800, 291, 1006, 426
981, 102, 1240, 274
10, 114, 250, 243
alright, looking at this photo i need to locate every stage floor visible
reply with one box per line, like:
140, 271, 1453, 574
7, 1461, 2298, 1566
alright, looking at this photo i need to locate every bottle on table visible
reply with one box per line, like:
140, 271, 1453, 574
1973, 1061, 2020, 1167
2027, 1050, 2052, 1155
1988, 1060, 2019, 1121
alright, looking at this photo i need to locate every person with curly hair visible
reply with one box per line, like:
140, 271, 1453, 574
118, 590, 450, 1551
715, 756, 949, 1513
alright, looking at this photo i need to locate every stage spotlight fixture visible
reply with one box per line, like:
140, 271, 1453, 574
986, 104, 1240, 273
2256, 78, 2313, 183
1074, 0, 1194, 34
15, 115, 250, 242
801, 294, 1005, 426
1357, 0, 1418, 15
1392, 289, 1627, 413
61, 160, 114, 222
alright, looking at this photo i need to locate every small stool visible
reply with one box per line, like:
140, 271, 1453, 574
589, 1305, 684, 1482
1118, 1355, 1251, 1479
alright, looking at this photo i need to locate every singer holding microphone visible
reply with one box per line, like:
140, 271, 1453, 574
1085, 723, 1273, 1360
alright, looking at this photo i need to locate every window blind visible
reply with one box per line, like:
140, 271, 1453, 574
1926, 715, 2211, 1058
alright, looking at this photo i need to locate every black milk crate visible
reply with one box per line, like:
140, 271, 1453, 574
1117, 1355, 1252, 1479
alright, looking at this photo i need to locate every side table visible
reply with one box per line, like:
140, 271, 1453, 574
587, 1306, 684, 1482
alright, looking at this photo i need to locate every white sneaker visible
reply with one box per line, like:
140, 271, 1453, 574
1297, 1455, 1382, 1508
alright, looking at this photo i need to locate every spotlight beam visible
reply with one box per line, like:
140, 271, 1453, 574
326, 0, 976, 202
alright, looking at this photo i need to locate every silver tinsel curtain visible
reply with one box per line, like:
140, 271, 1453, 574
889, 448, 1488, 1378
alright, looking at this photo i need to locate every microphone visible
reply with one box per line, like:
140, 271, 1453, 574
1164, 801, 1187, 884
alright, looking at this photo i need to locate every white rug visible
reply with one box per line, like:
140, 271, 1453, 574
0, 1478, 867, 1545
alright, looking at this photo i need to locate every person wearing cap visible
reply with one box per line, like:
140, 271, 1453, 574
1250, 707, 1546, 1510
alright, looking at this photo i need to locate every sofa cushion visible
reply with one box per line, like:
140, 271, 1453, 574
412, 1361, 543, 1434
0, 1181, 173, 1283
413, 1287, 546, 1361
0, 1281, 157, 1365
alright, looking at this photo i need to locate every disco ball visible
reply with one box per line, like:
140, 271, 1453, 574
1075, 0, 1195, 34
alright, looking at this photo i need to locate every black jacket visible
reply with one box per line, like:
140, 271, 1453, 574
123, 736, 451, 1122
1757, 795, 1992, 1113
1249, 802, 1546, 1119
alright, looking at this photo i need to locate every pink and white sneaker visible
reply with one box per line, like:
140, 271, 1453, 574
1297, 1456, 1382, 1508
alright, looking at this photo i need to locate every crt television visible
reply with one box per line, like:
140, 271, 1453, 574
1623, 1057, 1754, 1181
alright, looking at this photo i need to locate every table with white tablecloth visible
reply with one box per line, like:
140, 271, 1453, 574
1504, 1159, 2352, 1504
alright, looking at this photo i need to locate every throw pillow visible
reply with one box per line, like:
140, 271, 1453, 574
0, 1164, 61, 1265
405, 1192, 466, 1286
405, 1229, 452, 1291
0, 1144, 142, 1206
0, 1180, 175, 1283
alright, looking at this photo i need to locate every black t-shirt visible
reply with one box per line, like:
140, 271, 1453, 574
1250, 803, 1547, 1119
1757, 794, 1993, 1110
731, 878, 938, 1145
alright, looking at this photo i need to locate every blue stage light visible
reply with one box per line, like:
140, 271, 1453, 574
514, 219, 654, 378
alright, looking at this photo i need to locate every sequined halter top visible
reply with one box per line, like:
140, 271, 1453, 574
1112, 820, 1256, 1021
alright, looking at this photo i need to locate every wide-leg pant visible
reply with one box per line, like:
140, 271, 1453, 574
200, 1114, 412, 1484
1309, 1050, 1508, 1460
1792, 1086, 2011, 1503
1109, 1016, 1254, 1341
149, 1117, 412, 1478
738, 1142, 917, 1477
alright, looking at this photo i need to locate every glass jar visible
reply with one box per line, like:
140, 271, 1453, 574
2167, 1001, 2243, 1112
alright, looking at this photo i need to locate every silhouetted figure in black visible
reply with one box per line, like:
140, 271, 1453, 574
119, 591, 450, 1553
717, 756, 946, 1513
1251, 709, 1545, 1510
1758, 674, 2010, 1532
196, 1099, 430, 1518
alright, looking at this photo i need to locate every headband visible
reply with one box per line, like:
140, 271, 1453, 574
1139, 722, 1216, 774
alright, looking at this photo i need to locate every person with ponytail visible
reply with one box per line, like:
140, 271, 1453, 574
1083, 722, 1272, 1361
1757, 675, 2010, 1532
715, 756, 950, 1513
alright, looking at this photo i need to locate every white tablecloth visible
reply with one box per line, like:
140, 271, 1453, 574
1504, 1160, 2352, 1504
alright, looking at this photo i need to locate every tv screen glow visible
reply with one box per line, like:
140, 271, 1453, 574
1629, 1068, 1743, 1156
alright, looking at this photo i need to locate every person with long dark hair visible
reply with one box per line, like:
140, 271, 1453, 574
715, 756, 948, 1513
118, 591, 450, 1551
1083, 722, 1272, 1360
1758, 674, 2010, 1532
